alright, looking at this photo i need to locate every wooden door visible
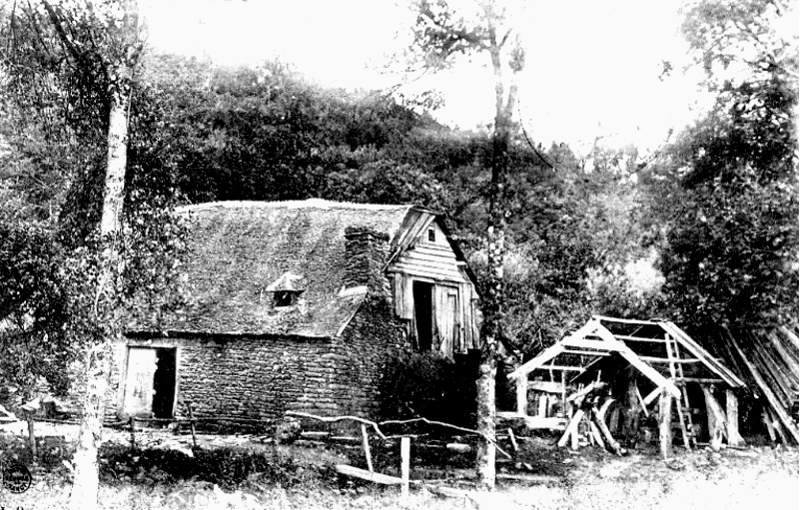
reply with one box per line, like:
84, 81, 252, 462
435, 286, 460, 356
122, 347, 157, 417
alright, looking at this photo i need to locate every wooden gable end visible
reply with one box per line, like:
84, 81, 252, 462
387, 214, 479, 355
391, 221, 468, 283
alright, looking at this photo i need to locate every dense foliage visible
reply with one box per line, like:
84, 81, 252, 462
656, 0, 798, 329
0, 0, 796, 401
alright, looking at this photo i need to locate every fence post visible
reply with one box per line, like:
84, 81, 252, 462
129, 416, 136, 449
187, 403, 198, 449
400, 436, 410, 499
26, 413, 37, 460
360, 424, 373, 473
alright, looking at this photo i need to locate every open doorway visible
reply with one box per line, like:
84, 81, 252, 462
122, 346, 177, 418
413, 281, 434, 351
152, 348, 176, 419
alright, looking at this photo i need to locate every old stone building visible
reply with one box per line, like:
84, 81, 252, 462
108, 199, 481, 429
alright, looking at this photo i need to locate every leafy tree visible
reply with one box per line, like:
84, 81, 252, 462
657, 0, 798, 330
0, 223, 74, 395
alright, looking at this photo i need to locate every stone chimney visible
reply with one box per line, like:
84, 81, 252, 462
343, 226, 390, 298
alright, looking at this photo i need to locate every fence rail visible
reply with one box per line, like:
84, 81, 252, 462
8, 402, 279, 459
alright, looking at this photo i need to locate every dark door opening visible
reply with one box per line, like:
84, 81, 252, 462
152, 348, 176, 419
413, 281, 434, 351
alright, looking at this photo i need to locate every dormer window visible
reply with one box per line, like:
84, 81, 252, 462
265, 271, 305, 308
273, 290, 302, 307
427, 228, 436, 242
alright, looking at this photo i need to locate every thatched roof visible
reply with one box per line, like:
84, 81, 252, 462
126, 199, 422, 338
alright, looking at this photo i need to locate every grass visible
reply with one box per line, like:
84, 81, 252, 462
1, 440, 797, 510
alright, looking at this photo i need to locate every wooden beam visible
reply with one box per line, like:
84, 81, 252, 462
561, 338, 621, 352
557, 409, 585, 447
778, 326, 800, 351
508, 343, 565, 380
725, 390, 744, 447
522, 415, 567, 430
528, 380, 563, 393
675, 377, 725, 385
507, 428, 519, 453
659, 391, 673, 459
592, 315, 658, 326
660, 322, 745, 387
400, 437, 410, 498
567, 381, 606, 403
336, 464, 404, 485
729, 334, 800, 443
639, 356, 701, 364
360, 424, 374, 473
701, 386, 726, 451
562, 349, 611, 357
643, 386, 663, 406
516, 376, 528, 415
635, 386, 650, 417
616, 348, 681, 398
592, 324, 680, 398
539, 365, 585, 372
593, 407, 624, 456
761, 409, 777, 444
615, 335, 668, 343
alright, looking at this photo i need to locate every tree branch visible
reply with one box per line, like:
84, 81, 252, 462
286, 411, 512, 459
41, 0, 83, 65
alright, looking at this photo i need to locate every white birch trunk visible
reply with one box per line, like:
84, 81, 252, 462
69, 0, 137, 496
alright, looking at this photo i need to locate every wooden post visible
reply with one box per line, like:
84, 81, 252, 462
593, 408, 623, 455
400, 436, 410, 499
537, 395, 548, 417
560, 372, 566, 417
26, 413, 37, 460
570, 424, 580, 450
701, 386, 724, 451
762, 408, 777, 444
187, 403, 198, 450
129, 416, 136, 449
725, 390, 744, 447
507, 427, 519, 453
659, 390, 672, 459
360, 424, 374, 473
767, 408, 788, 444
588, 420, 606, 448
516, 376, 527, 416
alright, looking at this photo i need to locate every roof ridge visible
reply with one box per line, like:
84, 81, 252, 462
177, 199, 414, 214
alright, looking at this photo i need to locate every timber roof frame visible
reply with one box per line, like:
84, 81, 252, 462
508, 316, 746, 398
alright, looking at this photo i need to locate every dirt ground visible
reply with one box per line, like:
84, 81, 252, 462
0, 423, 797, 510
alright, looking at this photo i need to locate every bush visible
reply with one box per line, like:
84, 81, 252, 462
100, 445, 326, 489
378, 351, 477, 428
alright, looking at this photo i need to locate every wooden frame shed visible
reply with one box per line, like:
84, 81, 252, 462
507, 316, 746, 455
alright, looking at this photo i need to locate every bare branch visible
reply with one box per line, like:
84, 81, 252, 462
286, 411, 512, 459
286, 411, 389, 440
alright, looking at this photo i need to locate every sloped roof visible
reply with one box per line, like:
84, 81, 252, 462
126, 199, 419, 338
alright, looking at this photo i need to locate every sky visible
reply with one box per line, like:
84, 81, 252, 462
140, 0, 718, 153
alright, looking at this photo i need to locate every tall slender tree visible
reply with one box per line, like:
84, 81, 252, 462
2, 1, 142, 507
407, 0, 525, 488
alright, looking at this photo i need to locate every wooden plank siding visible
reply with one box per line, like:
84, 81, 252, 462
388, 219, 479, 355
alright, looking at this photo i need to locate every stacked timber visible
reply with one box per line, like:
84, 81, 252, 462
715, 325, 799, 444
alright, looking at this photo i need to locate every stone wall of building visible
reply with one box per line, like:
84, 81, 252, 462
107, 300, 407, 431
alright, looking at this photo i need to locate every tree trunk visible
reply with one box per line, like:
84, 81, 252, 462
69, 63, 132, 510
475, 11, 521, 489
